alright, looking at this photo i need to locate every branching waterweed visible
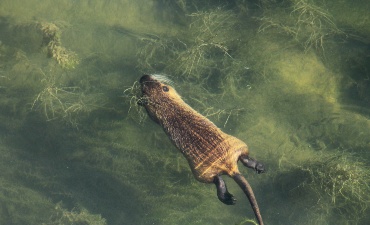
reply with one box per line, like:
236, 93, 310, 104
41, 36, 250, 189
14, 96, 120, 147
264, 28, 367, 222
31, 69, 102, 125
258, 0, 344, 52
123, 81, 148, 123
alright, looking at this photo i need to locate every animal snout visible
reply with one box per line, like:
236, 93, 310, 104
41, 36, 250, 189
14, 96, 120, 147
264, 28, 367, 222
139, 74, 152, 84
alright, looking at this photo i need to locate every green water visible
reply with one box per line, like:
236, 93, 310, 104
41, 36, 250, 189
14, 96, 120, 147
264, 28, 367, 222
0, 0, 369, 224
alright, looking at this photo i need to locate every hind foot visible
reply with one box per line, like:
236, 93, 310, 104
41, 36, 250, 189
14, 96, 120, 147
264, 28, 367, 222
240, 155, 265, 174
213, 175, 236, 205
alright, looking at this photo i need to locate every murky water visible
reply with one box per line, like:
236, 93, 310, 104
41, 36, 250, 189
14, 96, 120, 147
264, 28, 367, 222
0, 0, 369, 224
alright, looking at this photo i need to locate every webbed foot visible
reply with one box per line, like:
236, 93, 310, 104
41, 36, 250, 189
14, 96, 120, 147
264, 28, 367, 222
240, 155, 265, 174
213, 175, 236, 205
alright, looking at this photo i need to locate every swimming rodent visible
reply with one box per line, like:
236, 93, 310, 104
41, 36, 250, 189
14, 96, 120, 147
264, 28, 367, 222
139, 74, 265, 225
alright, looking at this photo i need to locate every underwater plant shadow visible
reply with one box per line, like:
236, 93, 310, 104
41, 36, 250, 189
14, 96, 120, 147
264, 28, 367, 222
1, 112, 153, 224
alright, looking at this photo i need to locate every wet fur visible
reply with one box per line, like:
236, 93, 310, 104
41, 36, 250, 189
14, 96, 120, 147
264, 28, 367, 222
139, 74, 264, 225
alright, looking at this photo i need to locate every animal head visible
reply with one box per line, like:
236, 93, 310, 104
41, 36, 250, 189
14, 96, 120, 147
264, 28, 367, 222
139, 74, 182, 123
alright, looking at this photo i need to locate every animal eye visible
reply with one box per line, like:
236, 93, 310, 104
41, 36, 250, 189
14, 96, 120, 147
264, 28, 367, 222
162, 86, 169, 92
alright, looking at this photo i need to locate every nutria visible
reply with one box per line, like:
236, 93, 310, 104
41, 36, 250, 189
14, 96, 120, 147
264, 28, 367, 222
139, 74, 265, 225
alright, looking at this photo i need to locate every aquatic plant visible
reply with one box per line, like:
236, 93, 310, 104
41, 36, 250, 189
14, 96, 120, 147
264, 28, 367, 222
137, 7, 239, 82
122, 81, 148, 123
292, 0, 344, 50
40, 22, 80, 69
235, 219, 259, 225
257, 0, 344, 52
174, 8, 237, 78
278, 152, 370, 224
43, 202, 107, 225
31, 68, 102, 125
137, 36, 177, 72
306, 154, 369, 208
135, 5, 256, 107
204, 107, 244, 127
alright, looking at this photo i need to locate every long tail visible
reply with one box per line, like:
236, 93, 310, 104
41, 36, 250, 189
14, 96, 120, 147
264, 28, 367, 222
232, 173, 264, 225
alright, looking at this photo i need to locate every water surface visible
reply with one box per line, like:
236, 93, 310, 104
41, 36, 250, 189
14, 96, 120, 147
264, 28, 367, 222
0, 0, 369, 224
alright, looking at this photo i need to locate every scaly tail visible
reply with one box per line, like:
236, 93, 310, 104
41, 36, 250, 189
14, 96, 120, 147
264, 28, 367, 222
232, 173, 264, 225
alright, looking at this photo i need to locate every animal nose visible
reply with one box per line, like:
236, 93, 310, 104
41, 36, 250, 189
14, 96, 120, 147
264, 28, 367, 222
139, 74, 151, 84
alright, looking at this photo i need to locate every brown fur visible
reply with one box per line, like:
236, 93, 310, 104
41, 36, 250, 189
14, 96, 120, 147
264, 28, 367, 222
139, 74, 264, 225
140, 75, 248, 181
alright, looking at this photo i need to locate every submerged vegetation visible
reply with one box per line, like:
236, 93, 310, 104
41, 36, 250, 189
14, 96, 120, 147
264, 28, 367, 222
40, 22, 80, 69
43, 202, 107, 225
172, 8, 237, 78
30, 68, 105, 125
122, 81, 148, 123
278, 153, 370, 223
137, 7, 244, 88
0, 0, 369, 224
258, 0, 344, 52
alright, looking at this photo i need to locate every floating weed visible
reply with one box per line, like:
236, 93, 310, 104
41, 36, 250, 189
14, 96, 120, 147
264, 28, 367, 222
122, 81, 148, 123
